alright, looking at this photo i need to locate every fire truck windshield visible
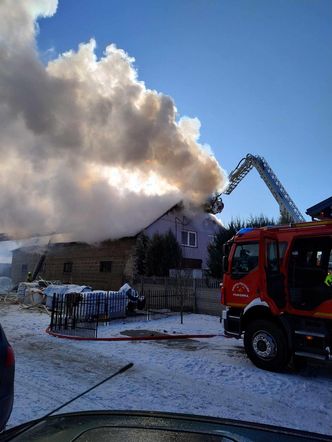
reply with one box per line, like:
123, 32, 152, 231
231, 242, 259, 276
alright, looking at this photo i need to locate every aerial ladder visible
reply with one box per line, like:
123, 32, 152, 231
209, 153, 305, 222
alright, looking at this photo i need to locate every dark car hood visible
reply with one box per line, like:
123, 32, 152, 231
1, 410, 331, 442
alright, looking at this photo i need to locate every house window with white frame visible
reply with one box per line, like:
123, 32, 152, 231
181, 230, 197, 247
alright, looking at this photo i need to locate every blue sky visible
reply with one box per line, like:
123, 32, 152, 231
34, 0, 332, 222
0, 0, 330, 263
36, 0, 332, 225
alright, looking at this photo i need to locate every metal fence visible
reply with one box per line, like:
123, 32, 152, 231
49, 288, 195, 338
50, 292, 127, 338
144, 288, 195, 320
135, 276, 221, 289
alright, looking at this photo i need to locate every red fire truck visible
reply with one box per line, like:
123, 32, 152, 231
221, 220, 332, 371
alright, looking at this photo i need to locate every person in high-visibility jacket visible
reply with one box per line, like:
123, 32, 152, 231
325, 272, 332, 287
26, 272, 32, 282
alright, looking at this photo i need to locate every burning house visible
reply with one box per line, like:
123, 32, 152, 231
2, 1, 227, 291
11, 204, 222, 289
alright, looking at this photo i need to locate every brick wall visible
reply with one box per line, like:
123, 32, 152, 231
12, 238, 137, 290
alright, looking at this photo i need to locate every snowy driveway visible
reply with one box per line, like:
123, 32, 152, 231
0, 304, 331, 436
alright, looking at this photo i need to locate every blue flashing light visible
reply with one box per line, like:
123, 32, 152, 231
237, 227, 254, 236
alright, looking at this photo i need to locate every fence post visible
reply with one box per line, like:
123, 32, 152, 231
193, 278, 197, 313
165, 277, 168, 309
180, 289, 183, 324
96, 295, 99, 338
140, 276, 144, 295
60, 296, 63, 330
50, 294, 56, 331
146, 289, 150, 321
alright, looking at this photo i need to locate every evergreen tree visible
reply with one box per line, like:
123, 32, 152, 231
162, 230, 182, 273
278, 211, 295, 224
144, 230, 182, 276
135, 233, 150, 276
227, 218, 246, 236
146, 233, 164, 276
246, 214, 276, 227
207, 227, 233, 279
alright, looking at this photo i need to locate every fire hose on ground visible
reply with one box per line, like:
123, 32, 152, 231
45, 325, 230, 341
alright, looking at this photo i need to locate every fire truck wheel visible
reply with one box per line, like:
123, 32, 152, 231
244, 320, 290, 372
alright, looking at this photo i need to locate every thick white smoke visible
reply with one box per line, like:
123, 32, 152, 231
0, 0, 227, 242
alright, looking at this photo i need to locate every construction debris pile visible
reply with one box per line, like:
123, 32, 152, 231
2, 280, 145, 318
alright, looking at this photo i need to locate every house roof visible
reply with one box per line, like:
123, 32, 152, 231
142, 203, 181, 232
11, 245, 44, 254
306, 196, 332, 219
3, 200, 218, 246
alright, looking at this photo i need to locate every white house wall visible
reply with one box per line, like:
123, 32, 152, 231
144, 207, 222, 269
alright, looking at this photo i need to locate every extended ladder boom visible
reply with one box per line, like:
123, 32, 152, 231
223, 154, 305, 222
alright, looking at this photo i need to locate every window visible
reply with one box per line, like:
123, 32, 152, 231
63, 262, 73, 273
99, 261, 112, 272
291, 239, 329, 269
181, 230, 197, 247
288, 236, 332, 310
231, 242, 259, 275
266, 240, 288, 271
21, 264, 28, 274
279, 241, 288, 262
266, 239, 279, 273
288, 236, 331, 289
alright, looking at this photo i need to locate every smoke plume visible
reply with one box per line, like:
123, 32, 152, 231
0, 0, 227, 242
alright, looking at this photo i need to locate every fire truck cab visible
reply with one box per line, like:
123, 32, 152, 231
222, 220, 332, 371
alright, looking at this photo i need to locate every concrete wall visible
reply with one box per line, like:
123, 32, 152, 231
195, 287, 224, 316
0, 263, 11, 277
11, 249, 42, 285
133, 279, 224, 316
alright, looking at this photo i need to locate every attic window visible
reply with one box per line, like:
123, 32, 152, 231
21, 264, 28, 274
99, 261, 112, 272
181, 230, 197, 247
63, 262, 73, 273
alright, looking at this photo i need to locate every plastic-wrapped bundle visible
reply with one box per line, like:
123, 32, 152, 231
17, 282, 42, 304
119, 283, 146, 311
108, 290, 129, 318
80, 290, 128, 320
45, 283, 143, 318
44, 284, 91, 309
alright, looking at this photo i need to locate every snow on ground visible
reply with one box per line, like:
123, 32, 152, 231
0, 303, 331, 436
